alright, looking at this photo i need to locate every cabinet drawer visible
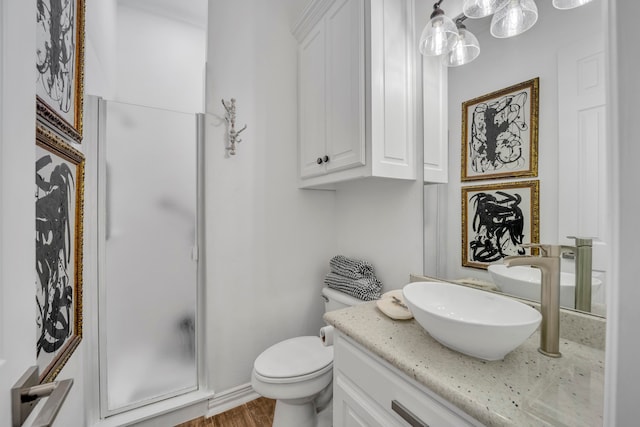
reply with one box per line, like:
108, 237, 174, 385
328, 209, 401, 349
334, 334, 480, 427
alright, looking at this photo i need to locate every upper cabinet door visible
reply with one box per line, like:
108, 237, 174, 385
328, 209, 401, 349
299, 21, 327, 179
324, 0, 365, 174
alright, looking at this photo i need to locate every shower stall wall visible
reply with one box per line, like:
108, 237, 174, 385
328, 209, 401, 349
98, 99, 202, 415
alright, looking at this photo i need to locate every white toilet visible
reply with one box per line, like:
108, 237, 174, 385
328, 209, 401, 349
251, 287, 365, 427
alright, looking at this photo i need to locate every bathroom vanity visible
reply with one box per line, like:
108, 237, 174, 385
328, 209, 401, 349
325, 301, 605, 427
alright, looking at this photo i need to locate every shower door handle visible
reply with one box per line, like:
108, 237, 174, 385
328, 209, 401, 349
11, 366, 74, 427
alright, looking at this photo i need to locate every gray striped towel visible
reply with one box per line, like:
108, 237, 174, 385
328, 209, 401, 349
324, 272, 382, 301
329, 255, 374, 280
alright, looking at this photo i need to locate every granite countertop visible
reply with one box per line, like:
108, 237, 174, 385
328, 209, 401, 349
324, 302, 605, 427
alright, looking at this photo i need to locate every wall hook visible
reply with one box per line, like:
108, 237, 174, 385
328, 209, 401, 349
222, 98, 247, 156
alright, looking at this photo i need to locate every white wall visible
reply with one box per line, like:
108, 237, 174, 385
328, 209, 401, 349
426, 1, 602, 283
204, 0, 426, 394
85, 0, 117, 98
607, 1, 640, 424
204, 0, 337, 392
334, 178, 424, 290
113, 3, 206, 113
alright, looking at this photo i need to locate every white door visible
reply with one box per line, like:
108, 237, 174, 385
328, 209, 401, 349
0, 0, 40, 424
299, 20, 328, 179
324, 0, 365, 174
1, 1, 85, 425
557, 34, 608, 303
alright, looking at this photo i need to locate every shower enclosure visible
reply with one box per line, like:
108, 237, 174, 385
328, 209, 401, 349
97, 99, 203, 415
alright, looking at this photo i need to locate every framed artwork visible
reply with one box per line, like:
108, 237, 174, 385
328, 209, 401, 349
461, 180, 539, 270
36, 0, 86, 143
35, 125, 85, 383
461, 78, 539, 181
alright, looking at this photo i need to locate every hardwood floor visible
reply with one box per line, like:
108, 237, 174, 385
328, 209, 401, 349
177, 398, 276, 427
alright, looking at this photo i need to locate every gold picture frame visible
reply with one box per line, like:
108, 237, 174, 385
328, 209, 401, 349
35, 124, 85, 383
461, 78, 539, 181
36, 0, 86, 143
461, 180, 540, 270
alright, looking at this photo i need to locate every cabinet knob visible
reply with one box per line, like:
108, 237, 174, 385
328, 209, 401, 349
323, 155, 330, 163
317, 157, 324, 165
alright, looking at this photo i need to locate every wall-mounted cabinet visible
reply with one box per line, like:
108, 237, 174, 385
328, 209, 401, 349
293, 0, 417, 189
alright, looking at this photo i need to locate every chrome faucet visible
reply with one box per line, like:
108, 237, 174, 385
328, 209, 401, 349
503, 244, 562, 358
564, 236, 593, 312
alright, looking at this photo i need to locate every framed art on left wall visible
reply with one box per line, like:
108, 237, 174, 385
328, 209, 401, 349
36, 0, 86, 143
35, 124, 85, 383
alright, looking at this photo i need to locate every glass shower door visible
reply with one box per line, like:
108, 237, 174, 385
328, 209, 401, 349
100, 100, 199, 414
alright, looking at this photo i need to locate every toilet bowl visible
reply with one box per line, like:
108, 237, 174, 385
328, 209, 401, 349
251, 287, 365, 427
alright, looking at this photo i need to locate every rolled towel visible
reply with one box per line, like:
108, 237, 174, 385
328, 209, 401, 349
324, 272, 382, 301
329, 255, 374, 280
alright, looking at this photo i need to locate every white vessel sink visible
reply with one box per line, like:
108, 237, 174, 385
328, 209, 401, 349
402, 281, 541, 361
487, 264, 602, 309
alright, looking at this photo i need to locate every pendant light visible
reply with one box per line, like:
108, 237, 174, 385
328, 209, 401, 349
463, 0, 509, 19
490, 0, 538, 38
444, 20, 480, 67
552, 0, 594, 9
419, 1, 458, 56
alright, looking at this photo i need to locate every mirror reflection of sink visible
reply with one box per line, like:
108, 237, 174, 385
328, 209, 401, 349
487, 264, 603, 309
403, 282, 541, 361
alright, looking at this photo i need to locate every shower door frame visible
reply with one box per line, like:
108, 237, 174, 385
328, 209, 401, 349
94, 98, 207, 419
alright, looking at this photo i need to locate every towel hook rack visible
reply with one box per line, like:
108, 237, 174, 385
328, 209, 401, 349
222, 98, 247, 156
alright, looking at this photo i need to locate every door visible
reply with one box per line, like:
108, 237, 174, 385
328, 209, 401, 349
1, 0, 84, 425
99, 100, 199, 415
557, 34, 608, 303
324, 0, 365, 174
299, 20, 327, 179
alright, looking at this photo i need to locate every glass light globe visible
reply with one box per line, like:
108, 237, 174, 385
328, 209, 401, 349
419, 9, 459, 56
463, 0, 509, 19
490, 0, 538, 38
444, 26, 480, 67
552, 0, 594, 9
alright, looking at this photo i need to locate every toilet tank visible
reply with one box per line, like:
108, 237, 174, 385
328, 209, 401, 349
321, 287, 366, 312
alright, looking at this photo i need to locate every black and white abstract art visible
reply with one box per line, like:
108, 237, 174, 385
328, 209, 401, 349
35, 125, 84, 382
36, 0, 85, 142
462, 78, 539, 181
461, 181, 539, 269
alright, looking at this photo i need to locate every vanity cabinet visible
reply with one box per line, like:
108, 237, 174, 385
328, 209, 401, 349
333, 332, 480, 427
293, 0, 417, 188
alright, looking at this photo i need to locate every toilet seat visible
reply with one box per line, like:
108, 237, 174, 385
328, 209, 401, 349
254, 336, 333, 384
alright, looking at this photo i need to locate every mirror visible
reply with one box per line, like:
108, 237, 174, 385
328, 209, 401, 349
423, 0, 608, 316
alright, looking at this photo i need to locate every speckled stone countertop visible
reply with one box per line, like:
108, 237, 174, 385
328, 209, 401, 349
324, 302, 605, 427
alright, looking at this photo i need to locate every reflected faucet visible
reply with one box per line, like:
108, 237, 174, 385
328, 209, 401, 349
503, 244, 562, 358
563, 236, 593, 312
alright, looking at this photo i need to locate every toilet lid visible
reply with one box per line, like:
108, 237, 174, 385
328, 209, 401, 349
254, 336, 334, 379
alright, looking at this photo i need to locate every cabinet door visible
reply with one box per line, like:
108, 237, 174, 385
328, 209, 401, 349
299, 21, 327, 179
334, 373, 401, 427
325, 0, 365, 173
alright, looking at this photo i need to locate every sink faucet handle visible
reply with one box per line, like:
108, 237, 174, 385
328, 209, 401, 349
520, 243, 562, 257
520, 243, 552, 256
566, 236, 593, 247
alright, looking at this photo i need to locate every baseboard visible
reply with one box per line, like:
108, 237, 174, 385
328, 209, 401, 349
206, 383, 261, 417
90, 390, 214, 427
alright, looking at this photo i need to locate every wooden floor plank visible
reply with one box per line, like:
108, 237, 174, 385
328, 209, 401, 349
209, 404, 257, 427
178, 397, 275, 427
245, 397, 276, 425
